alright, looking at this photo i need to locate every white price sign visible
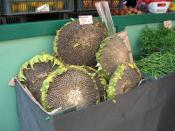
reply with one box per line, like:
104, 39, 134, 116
36, 4, 50, 12
79, 15, 93, 25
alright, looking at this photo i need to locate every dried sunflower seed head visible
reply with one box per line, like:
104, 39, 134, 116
96, 34, 131, 80
41, 65, 100, 112
54, 19, 107, 67
18, 54, 64, 102
107, 63, 141, 99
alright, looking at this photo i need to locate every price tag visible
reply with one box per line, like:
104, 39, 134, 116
79, 15, 93, 25
164, 20, 172, 29
36, 4, 50, 12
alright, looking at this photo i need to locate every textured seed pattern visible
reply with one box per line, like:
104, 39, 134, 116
46, 69, 98, 111
115, 65, 141, 95
100, 36, 130, 77
56, 20, 107, 67
23, 62, 58, 102
84, 67, 106, 101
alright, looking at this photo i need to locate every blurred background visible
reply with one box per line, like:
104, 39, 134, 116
0, 0, 137, 24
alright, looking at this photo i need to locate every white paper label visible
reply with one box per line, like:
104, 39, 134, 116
36, 4, 50, 12
79, 15, 93, 25
8, 77, 16, 87
164, 20, 172, 29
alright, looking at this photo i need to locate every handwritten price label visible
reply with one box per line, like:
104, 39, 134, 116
164, 20, 172, 29
79, 15, 93, 25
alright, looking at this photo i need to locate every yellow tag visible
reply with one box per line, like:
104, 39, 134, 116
164, 20, 173, 29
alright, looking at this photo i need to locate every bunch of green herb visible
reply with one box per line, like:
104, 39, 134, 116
136, 51, 175, 79
140, 25, 175, 55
